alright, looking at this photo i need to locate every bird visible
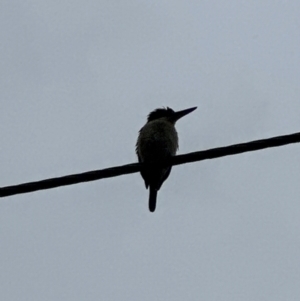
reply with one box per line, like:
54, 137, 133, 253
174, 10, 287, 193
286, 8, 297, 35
136, 106, 197, 212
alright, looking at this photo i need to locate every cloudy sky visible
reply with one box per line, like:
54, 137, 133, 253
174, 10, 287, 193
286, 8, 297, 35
1, 1, 300, 300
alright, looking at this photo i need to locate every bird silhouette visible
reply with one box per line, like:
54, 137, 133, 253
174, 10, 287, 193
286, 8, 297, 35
136, 106, 197, 212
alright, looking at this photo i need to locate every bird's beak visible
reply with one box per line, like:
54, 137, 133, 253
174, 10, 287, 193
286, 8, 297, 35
172, 106, 197, 122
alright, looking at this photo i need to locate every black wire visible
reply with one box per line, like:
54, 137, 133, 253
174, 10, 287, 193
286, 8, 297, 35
1, 132, 300, 198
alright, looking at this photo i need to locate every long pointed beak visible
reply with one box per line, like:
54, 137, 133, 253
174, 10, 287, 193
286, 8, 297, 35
172, 106, 197, 122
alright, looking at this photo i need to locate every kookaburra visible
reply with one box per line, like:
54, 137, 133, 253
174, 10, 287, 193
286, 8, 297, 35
136, 106, 197, 212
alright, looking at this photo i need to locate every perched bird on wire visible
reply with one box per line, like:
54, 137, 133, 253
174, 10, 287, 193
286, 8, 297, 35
136, 106, 197, 212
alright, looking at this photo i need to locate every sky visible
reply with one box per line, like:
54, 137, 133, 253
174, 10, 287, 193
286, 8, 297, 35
1, 1, 300, 300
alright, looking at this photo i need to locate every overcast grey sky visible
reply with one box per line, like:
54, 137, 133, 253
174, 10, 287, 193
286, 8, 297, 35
1, 1, 300, 300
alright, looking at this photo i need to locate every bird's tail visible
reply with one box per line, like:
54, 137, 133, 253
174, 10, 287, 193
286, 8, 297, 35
149, 187, 157, 212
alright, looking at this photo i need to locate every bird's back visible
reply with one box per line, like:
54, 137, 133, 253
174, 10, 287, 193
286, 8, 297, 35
136, 119, 178, 191
136, 119, 178, 163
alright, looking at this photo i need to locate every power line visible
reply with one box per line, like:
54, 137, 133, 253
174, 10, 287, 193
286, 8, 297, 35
1, 131, 300, 198
172, 131, 300, 165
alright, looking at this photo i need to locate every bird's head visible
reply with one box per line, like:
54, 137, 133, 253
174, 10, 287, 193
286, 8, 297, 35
147, 106, 197, 124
